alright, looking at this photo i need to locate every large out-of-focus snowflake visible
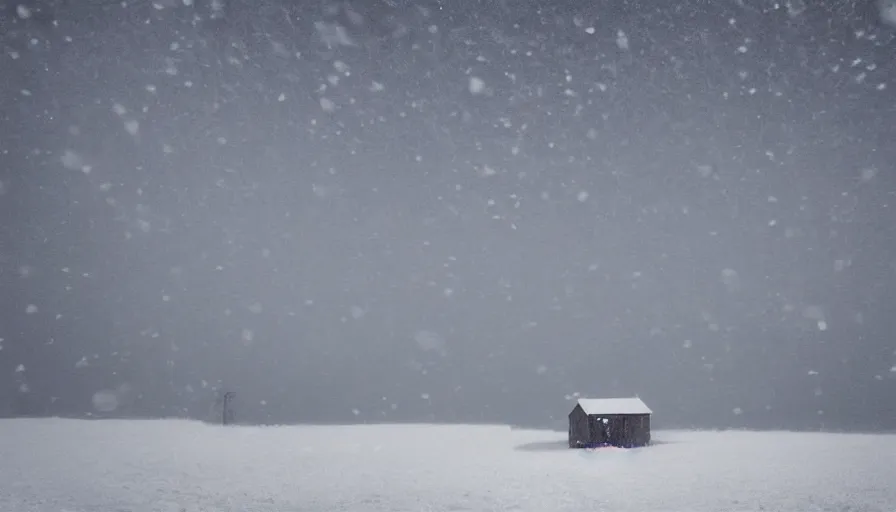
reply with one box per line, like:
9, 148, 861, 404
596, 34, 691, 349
881, 0, 896, 27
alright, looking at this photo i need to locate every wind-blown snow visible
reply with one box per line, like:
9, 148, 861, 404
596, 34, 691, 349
0, 419, 892, 512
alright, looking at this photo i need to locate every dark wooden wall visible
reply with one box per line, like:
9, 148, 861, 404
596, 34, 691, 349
568, 409, 651, 448
568, 405, 591, 447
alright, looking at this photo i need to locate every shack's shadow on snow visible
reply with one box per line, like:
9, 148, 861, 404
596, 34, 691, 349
514, 439, 677, 452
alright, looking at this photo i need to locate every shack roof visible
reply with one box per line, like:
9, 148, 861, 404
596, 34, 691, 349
576, 397, 652, 415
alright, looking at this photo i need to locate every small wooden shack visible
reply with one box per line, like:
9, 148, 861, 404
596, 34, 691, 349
568, 397, 652, 448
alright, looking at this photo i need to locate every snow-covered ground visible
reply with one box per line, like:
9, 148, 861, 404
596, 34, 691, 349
1, 419, 893, 512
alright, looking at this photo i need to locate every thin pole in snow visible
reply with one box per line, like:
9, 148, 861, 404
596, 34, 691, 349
222, 391, 235, 425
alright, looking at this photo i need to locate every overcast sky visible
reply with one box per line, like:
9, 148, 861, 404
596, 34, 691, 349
1, 0, 895, 431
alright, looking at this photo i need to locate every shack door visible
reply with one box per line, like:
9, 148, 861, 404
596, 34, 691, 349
619, 416, 630, 446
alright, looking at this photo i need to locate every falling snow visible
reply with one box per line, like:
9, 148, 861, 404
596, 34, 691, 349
124, 120, 139, 136
881, 0, 896, 27
469, 76, 486, 95
616, 30, 629, 50
720, 268, 740, 292
0, 0, 892, 470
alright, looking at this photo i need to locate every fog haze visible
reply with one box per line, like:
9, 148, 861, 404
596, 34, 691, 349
1, 0, 895, 431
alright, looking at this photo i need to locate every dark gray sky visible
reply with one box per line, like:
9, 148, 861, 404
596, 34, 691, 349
1, 0, 895, 431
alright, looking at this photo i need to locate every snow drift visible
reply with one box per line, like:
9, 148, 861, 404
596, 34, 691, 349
0, 418, 893, 512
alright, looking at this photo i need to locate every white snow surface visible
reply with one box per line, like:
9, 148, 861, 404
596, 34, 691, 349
1, 418, 894, 512
577, 397, 652, 415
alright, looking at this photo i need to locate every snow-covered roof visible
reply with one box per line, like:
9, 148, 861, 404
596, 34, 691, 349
576, 397, 652, 415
